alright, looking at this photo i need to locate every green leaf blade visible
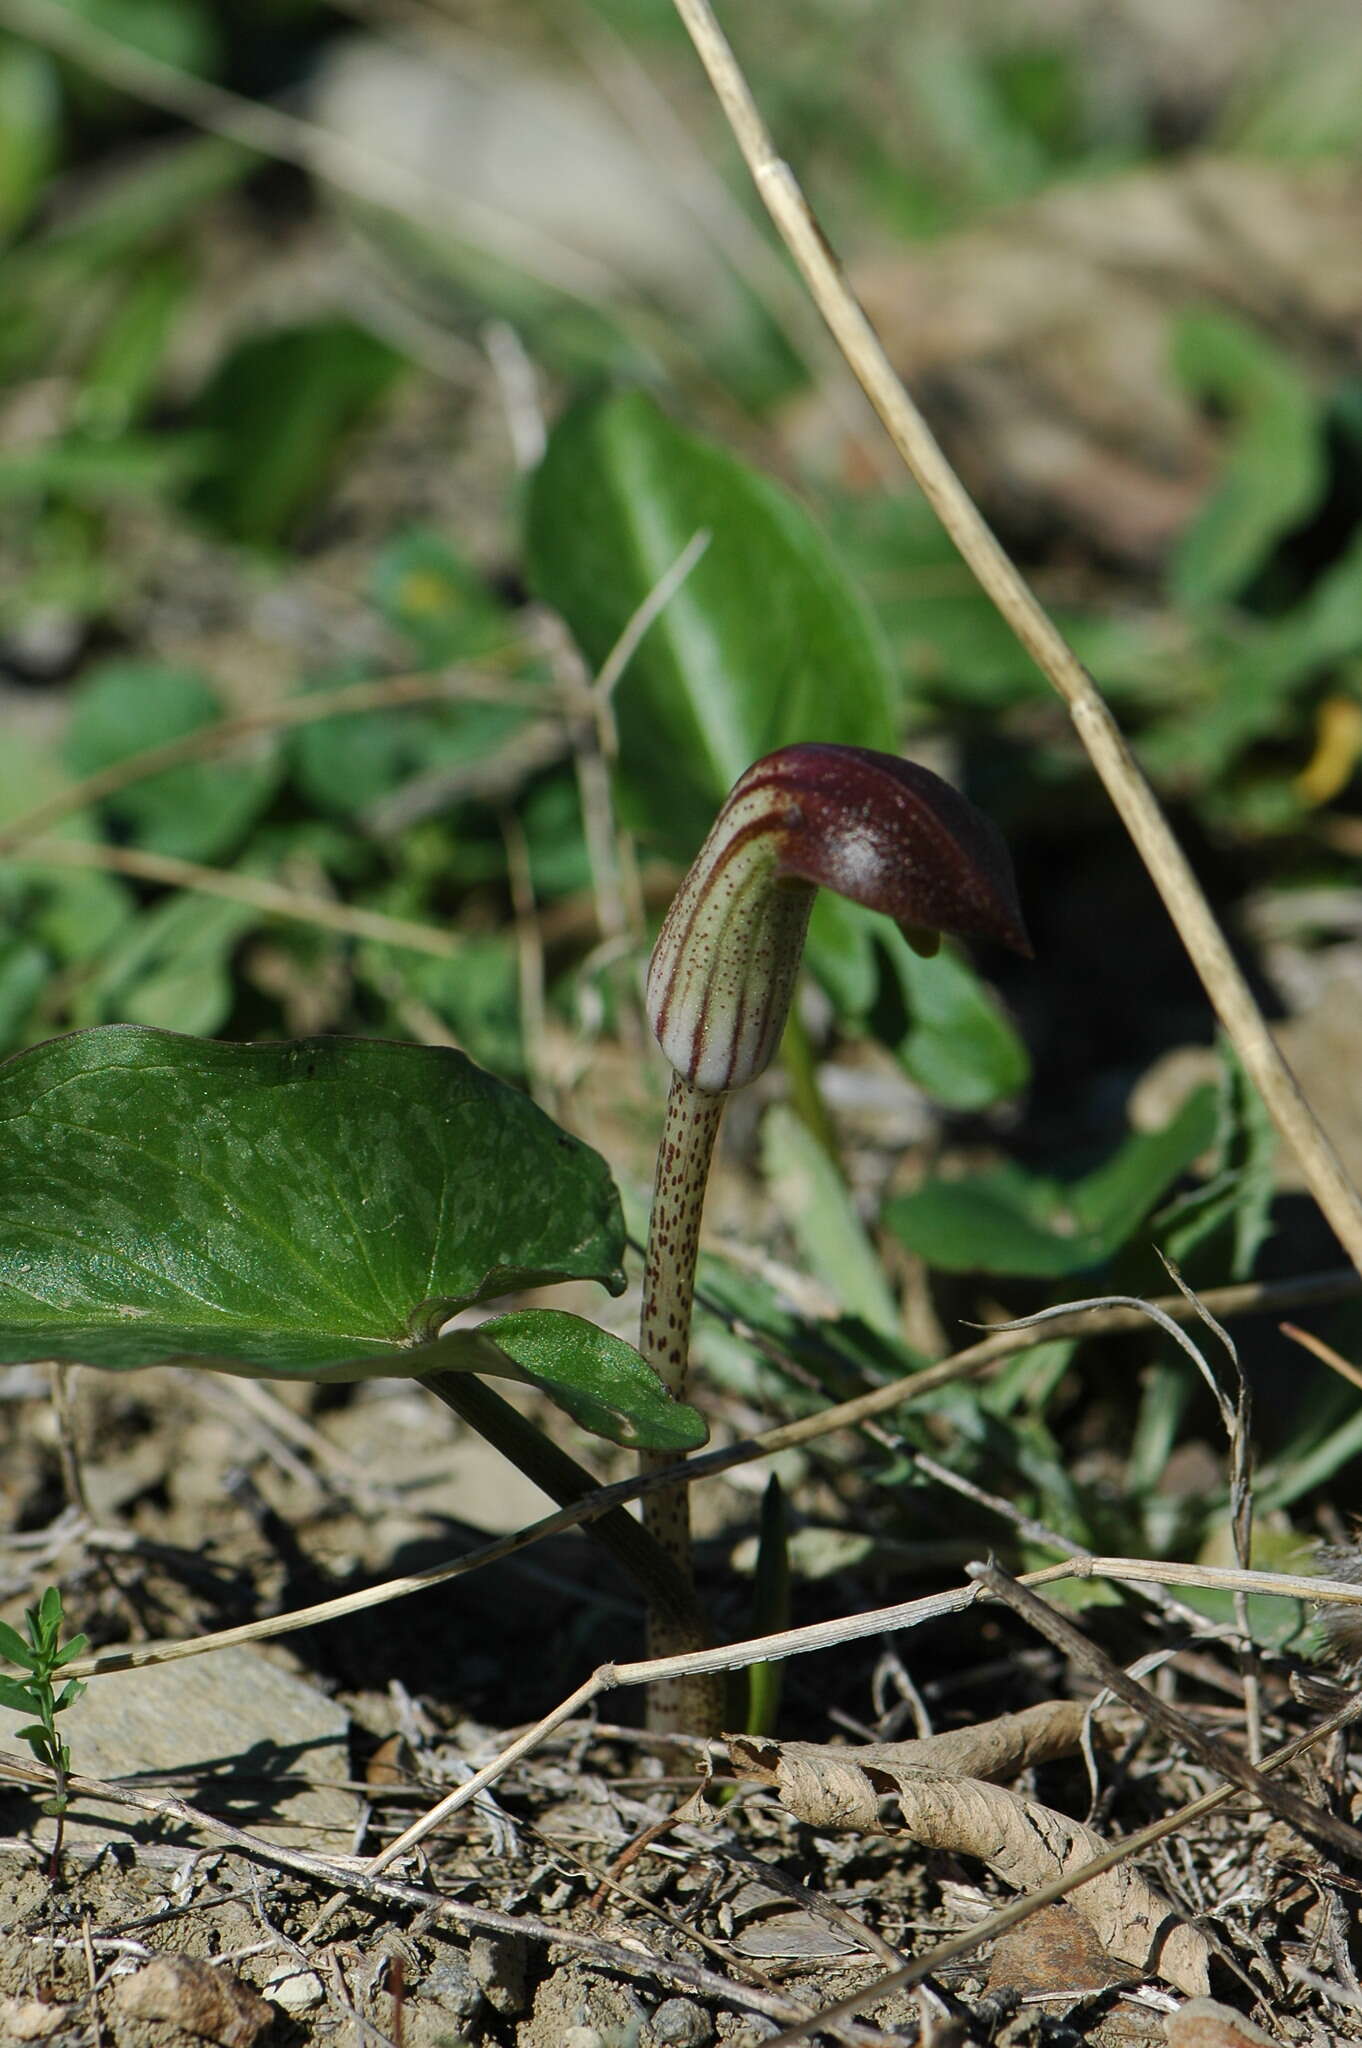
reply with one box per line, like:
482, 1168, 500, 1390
64, 662, 278, 863
527, 388, 898, 855
0, 1026, 626, 1381
1070, 1085, 1219, 1250
465, 1309, 708, 1453
880, 925, 1029, 1110
0, 1623, 36, 1670
884, 1087, 1217, 1279
1170, 310, 1325, 608
885, 1164, 1101, 1279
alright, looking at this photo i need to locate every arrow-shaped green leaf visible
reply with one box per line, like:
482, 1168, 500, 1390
0, 1025, 701, 1450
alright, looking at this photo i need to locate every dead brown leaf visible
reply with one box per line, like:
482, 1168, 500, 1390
728, 1726, 1211, 1996
848, 1698, 1127, 1781
986, 1901, 1134, 1996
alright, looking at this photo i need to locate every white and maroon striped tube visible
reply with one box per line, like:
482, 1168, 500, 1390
646, 743, 1030, 1095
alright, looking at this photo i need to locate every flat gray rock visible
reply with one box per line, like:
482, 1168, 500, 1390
0, 1646, 354, 1852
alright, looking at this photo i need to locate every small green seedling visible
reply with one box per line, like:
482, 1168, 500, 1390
0, 1585, 88, 1871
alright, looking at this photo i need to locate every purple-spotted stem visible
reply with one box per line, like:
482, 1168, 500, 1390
637, 744, 1029, 1732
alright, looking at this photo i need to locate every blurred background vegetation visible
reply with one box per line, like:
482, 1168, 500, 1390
5, 0, 1362, 1626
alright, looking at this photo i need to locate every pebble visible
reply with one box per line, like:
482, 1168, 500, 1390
112, 1957, 273, 2048
422, 1953, 483, 2025
0, 1647, 353, 1852
1166, 2000, 1278, 2048
645, 1998, 714, 2046
0, 1997, 71, 2041
469, 1931, 529, 2016
259, 1960, 325, 2013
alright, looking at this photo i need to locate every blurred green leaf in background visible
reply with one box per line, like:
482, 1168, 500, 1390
527, 386, 898, 856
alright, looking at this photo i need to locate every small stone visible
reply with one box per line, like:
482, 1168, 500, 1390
563, 2031, 606, 2048
422, 1954, 482, 2025
0, 1997, 71, 2041
259, 1960, 325, 2013
0, 1647, 353, 1852
112, 1957, 273, 2048
468, 1933, 528, 2017
1166, 2000, 1278, 2048
716, 2016, 780, 2043
645, 1998, 714, 2047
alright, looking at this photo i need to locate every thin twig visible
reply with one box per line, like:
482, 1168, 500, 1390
1010, 1275, 1269, 1755
1281, 1320, 1362, 1396
664, 0, 1362, 1281
591, 528, 711, 709
499, 804, 550, 1107
1160, 1256, 1263, 1761
359, 717, 568, 838
580, 527, 710, 954
184, 1374, 405, 1511
905, 1447, 1220, 1641
364, 1541, 1362, 1868
1025, 1555, 1354, 1605
60, 1540, 1362, 1697
47, 1364, 91, 1520
764, 1293, 1226, 1641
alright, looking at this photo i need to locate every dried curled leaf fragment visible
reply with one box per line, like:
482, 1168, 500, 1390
728, 1719, 1211, 1997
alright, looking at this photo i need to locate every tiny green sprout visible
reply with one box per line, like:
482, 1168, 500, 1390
637, 744, 1028, 1730
0, 1585, 88, 1872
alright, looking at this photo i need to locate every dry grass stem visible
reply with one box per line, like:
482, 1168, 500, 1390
55, 1265, 1362, 1686
1281, 1319, 1362, 1395
590, 528, 712, 710
360, 716, 570, 835
499, 802, 551, 1107
47, 1363, 92, 1520
352, 1543, 1362, 1868
1025, 1554, 1355, 1605
16, 839, 467, 960
569, 530, 711, 953
665, 0, 1362, 1280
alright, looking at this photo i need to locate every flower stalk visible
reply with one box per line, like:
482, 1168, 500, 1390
638, 743, 1028, 1732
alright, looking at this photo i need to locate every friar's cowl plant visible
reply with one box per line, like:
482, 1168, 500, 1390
637, 743, 1029, 1730
0, 744, 1025, 1755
